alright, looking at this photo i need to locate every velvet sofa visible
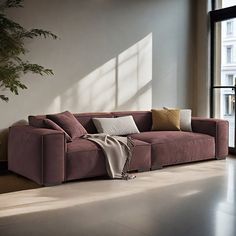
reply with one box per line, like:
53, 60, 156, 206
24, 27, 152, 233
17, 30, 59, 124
8, 111, 229, 186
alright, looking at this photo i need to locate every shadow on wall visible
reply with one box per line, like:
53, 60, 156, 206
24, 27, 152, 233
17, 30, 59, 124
47, 33, 153, 112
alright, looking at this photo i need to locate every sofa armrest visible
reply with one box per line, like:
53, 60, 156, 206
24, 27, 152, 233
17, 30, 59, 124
191, 117, 229, 159
8, 125, 66, 186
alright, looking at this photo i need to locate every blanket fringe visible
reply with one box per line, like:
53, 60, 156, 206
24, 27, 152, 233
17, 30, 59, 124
122, 137, 136, 180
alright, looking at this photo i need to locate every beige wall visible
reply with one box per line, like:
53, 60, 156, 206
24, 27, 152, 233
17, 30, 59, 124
193, 0, 210, 117
0, 0, 196, 160
193, 0, 211, 117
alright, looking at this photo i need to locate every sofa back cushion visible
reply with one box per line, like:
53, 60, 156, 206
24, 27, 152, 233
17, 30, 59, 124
29, 111, 151, 133
74, 112, 114, 134
112, 111, 152, 132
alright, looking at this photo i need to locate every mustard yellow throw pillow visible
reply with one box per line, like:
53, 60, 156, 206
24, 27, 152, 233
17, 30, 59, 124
151, 109, 180, 131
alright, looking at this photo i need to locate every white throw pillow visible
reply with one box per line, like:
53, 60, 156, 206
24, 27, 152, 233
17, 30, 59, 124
163, 107, 192, 131
92, 116, 140, 136
180, 109, 192, 132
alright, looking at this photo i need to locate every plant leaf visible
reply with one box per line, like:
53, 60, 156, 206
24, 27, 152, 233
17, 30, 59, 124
0, 94, 9, 102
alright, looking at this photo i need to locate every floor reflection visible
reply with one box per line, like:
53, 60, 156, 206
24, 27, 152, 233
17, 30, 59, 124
215, 159, 236, 236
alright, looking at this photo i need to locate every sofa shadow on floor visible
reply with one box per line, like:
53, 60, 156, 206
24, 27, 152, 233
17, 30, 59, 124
0, 172, 41, 194
0, 172, 113, 194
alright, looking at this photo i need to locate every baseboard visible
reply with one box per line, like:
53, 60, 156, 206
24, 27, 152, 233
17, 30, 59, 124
0, 161, 8, 174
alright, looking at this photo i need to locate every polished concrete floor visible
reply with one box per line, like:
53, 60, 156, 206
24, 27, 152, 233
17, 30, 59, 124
0, 157, 235, 236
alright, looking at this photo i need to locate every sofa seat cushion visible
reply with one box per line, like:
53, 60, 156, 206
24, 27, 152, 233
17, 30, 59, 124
129, 131, 215, 169
129, 131, 212, 144
66, 138, 151, 181
66, 139, 106, 180
129, 139, 151, 171
67, 138, 101, 152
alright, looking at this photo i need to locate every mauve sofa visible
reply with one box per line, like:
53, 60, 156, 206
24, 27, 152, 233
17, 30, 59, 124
8, 111, 229, 186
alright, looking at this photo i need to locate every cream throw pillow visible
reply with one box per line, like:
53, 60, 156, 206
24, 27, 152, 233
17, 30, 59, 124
179, 109, 192, 131
151, 109, 180, 131
92, 116, 140, 136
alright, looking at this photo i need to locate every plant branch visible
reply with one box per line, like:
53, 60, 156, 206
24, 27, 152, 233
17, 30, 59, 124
0, 0, 58, 102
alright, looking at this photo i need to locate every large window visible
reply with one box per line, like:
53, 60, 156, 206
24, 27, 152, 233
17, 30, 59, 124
210, 1, 236, 151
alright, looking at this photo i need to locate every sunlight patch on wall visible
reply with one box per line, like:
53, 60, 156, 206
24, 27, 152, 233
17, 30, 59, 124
65, 58, 116, 112
49, 33, 152, 112
118, 33, 152, 110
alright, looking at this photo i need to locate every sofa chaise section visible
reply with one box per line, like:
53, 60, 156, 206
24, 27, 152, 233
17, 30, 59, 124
130, 117, 228, 170
112, 111, 229, 169
130, 131, 215, 169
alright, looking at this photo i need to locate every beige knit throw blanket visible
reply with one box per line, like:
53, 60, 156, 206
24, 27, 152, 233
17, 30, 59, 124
83, 133, 136, 180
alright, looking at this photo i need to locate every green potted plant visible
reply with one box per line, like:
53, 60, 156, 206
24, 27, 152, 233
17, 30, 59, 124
0, 0, 58, 102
